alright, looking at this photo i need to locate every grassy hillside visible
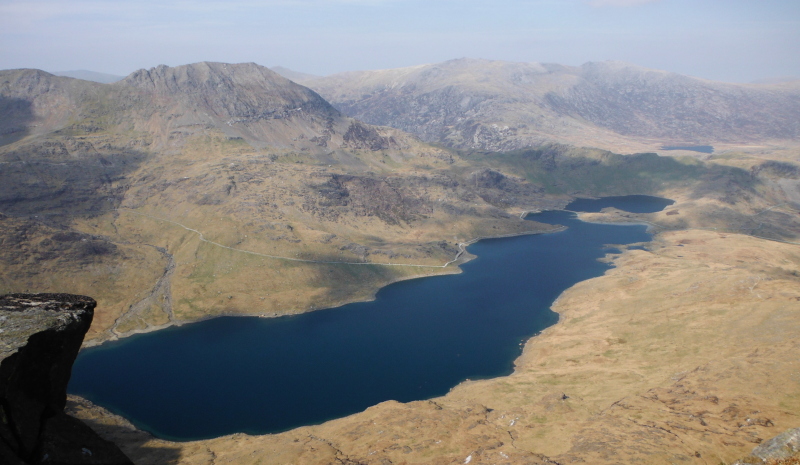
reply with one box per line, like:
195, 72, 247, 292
4, 61, 800, 464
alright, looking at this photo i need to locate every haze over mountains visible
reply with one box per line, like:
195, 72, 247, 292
2, 59, 800, 465
51, 70, 125, 84
2, 58, 800, 338
52, 66, 314, 86
3, 62, 403, 153
0, 61, 555, 341
36, 58, 800, 154
300, 58, 800, 152
269, 66, 319, 83
43, 58, 800, 154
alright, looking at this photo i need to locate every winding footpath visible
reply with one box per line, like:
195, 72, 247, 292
120, 203, 799, 277
120, 208, 477, 269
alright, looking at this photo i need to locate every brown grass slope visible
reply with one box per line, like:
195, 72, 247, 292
0, 63, 555, 343
3, 61, 800, 464
65, 145, 800, 464
69, 221, 800, 465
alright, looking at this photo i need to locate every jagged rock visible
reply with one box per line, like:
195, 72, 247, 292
121, 61, 340, 125
303, 58, 800, 150
753, 428, 800, 460
734, 428, 800, 464
342, 121, 398, 151
0, 293, 132, 465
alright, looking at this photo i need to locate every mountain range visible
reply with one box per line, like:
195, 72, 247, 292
3, 58, 799, 337
2, 59, 800, 465
0, 62, 560, 342
300, 58, 800, 152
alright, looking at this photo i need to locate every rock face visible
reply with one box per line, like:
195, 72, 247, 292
733, 428, 800, 464
119, 62, 343, 147
303, 58, 800, 150
0, 293, 132, 465
0, 61, 559, 344
752, 428, 800, 462
545, 61, 800, 142
122, 62, 335, 119
754, 428, 800, 458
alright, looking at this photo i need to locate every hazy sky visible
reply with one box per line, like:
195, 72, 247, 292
1, 0, 798, 82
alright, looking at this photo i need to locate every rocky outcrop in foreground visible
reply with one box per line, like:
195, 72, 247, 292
735, 428, 800, 464
0, 293, 132, 465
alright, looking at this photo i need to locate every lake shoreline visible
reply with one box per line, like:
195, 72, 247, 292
69, 225, 800, 464
82, 223, 565, 350
70, 199, 661, 440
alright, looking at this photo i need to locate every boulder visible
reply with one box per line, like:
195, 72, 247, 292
734, 427, 800, 464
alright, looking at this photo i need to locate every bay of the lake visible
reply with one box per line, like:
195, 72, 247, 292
68, 196, 670, 441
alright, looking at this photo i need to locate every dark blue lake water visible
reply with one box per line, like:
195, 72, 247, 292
660, 145, 714, 154
68, 196, 668, 441
565, 195, 674, 213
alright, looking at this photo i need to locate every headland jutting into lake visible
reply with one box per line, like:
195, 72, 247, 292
68, 196, 672, 441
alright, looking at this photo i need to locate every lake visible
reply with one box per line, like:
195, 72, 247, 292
565, 195, 674, 213
660, 145, 714, 154
68, 196, 670, 441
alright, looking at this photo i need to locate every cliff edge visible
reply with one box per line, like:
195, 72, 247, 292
0, 293, 132, 465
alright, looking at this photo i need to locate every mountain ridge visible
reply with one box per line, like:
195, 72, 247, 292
0, 61, 555, 342
302, 58, 800, 152
3, 60, 800, 465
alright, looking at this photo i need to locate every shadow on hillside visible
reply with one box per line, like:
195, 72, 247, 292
0, 96, 35, 146
0, 146, 150, 219
463, 145, 762, 202
689, 162, 758, 204
469, 145, 800, 241
297, 253, 408, 309
67, 398, 183, 465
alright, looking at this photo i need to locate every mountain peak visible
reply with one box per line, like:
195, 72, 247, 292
120, 62, 338, 122
122, 62, 286, 93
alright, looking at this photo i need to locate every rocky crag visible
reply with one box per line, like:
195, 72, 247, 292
735, 427, 800, 464
302, 58, 800, 152
0, 293, 132, 465
4, 61, 799, 345
2, 60, 800, 465
0, 62, 558, 343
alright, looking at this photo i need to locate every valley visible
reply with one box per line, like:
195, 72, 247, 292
1, 60, 799, 464
0, 63, 560, 343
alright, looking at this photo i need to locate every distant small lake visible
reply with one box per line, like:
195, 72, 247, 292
565, 195, 674, 213
69, 195, 670, 441
660, 145, 714, 154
